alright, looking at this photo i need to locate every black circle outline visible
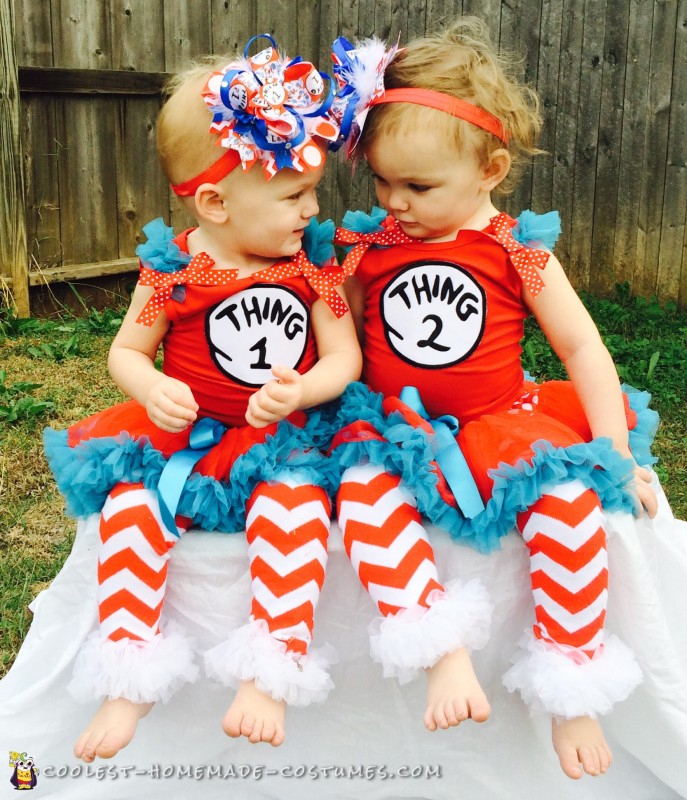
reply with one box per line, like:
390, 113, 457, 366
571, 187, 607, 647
379, 259, 487, 369
205, 283, 311, 388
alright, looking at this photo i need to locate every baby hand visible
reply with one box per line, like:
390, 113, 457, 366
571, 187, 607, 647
245, 366, 304, 428
146, 375, 199, 433
632, 464, 658, 519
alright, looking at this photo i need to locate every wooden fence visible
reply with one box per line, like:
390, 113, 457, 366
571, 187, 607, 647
2, 0, 686, 315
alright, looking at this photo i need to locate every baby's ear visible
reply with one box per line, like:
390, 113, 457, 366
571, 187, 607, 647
194, 183, 230, 223
481, 149, 511, 191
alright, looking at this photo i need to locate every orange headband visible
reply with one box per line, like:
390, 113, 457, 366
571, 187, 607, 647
171, 149, 242, 197
369, 87, 510, 145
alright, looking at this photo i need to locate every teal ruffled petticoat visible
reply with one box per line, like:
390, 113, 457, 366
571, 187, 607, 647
44, 418, 339, 534
307, 381, 658, 554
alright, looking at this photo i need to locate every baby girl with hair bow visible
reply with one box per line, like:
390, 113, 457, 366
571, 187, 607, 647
323, 19, 659, 781
44, 34, 361, 760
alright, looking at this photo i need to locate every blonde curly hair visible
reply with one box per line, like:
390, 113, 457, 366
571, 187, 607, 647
359, 17, 543, 193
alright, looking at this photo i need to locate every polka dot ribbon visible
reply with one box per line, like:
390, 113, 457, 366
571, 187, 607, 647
136, 253, 238, 326
250, 249, 350, 318
136, 249, 349, 326
335, 212, 550, 294
334, 216, 415, 276
486, 213, 550, 297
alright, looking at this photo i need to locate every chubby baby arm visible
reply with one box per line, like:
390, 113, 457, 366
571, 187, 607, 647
245, 290, 362, 429
525, 255, 658, 519
108, 283, 199, 433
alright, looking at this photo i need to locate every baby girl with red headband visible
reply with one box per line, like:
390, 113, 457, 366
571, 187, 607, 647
326, 18, 659, 780
44, 35, 361, 760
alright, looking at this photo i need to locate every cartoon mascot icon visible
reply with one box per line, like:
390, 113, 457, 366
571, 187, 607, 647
9, 752, 38, 790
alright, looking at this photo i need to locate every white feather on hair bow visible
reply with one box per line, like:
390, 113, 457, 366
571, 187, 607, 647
330, 36, 400, 154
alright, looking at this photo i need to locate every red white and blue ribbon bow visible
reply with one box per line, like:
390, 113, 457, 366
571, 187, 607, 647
330, 36, 399, 154
202, 34, 341, 178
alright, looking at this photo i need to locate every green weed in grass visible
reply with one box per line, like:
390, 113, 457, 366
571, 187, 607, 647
0, 370, 56, 424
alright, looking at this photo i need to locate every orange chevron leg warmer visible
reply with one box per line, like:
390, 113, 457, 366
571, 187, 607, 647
204, 477, 335, 707
337, 463, 491, 683
503, 479, 642, 718
67, 483, 199, 704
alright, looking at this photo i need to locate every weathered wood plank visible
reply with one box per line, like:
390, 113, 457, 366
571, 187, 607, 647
256, 0, 296, 54
635, 0, 678, 300
14, 0, 53, 67
163, 0, 213, 71
115, 97, 168, 259
531, 0, 564, 214
21, 96, 62, 273
51, 0, 113, 69
51, 5, 119, 271
53, 95, 119, 265
613, 0, 653, 292
296, 0, 321, 63
499, 0, 542, 214
550, 1, 585, 285
463, 0, 501, 45
18, 66, 169, 94
16, 4, 61, 279
112, 0, 166, 72
424, 0, 462, 34
567, 0, 606, 292
1, 0, 29, 315
588, 0, 629, 296
661, 0, 687, 307
209, 0, 256, 56
27, 257, 138, 286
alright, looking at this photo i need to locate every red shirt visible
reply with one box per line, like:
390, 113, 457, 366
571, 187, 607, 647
355, 224, 531, 423
160, 230, 320, 427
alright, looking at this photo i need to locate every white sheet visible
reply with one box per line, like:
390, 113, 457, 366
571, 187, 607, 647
1, 476, 686, 799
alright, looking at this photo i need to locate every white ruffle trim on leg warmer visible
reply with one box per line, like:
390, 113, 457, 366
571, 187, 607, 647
502, 632, 643, 718
368, 578, 492, 684
67, 625, 200, 704
204, 619, 336, 707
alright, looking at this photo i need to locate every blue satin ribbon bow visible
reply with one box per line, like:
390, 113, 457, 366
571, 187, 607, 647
399, 386, 485, 519
330, 37, 362, 149
157, 417, 228, 535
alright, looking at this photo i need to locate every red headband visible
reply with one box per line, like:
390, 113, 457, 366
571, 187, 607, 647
369, 87, 510, 145
171, 149, 242, 197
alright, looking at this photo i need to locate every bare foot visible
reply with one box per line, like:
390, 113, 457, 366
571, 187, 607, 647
73, 698, 153, 763
552, 716, 613, 779
223, 679, 286, 746
423, 647, 491, 731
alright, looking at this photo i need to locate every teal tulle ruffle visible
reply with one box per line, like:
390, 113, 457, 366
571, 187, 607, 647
135, 217, 192, 273
624, 383, 659, 467
339, 207, 560, 252
44, 422, 338, 532
511, 209, 561, 251
136, 216, 335, 275
302, 217, 336, 265
324, 381, 657, 553
341, 206, 388, 234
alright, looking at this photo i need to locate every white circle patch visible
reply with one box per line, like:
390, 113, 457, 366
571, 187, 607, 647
206, 285, 309, 387
380, 261, 486, 368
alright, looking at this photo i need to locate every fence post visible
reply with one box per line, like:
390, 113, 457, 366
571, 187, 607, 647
0, 0, 30, 317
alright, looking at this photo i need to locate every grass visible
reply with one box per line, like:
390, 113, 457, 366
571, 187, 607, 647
0, 308, 126, 676
1, 284, 686, 677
